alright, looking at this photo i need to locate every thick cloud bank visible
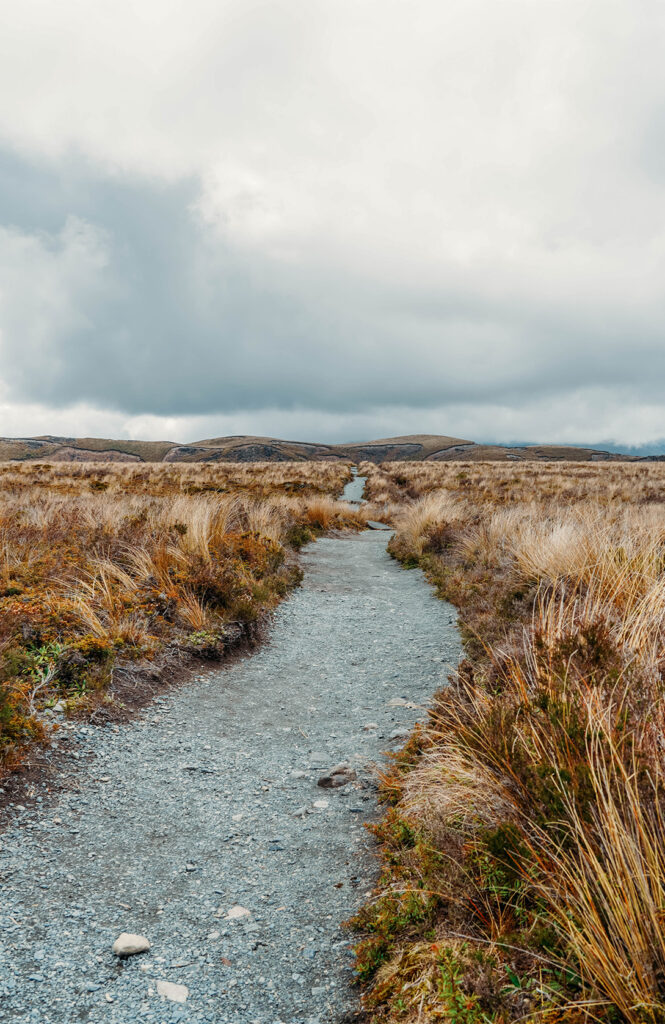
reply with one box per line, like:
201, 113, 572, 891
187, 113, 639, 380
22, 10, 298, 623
0, 0, 664, 444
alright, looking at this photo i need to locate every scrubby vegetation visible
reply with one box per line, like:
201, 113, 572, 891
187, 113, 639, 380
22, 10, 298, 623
0, 461, 365, 771
7, 456, 665, 1021
0, 459, 352, 499
353, 460, 665, 1024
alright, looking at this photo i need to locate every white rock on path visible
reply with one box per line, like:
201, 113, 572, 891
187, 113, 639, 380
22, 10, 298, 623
226, 904, 251, 920
156, 980, 189, 1003
112, 933, 151, 957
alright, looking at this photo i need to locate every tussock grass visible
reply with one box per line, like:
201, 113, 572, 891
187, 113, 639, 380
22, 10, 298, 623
0, 461, 366, 769
352, 461, 665, 1024
0, 459, 352, 499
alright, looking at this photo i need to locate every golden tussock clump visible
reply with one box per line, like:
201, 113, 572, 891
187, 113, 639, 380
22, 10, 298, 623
351, 460, 665, 1024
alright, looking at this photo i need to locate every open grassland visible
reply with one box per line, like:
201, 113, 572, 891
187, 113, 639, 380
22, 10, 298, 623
353, 461, 665, 1024
0, 461, 364, 772
0, 459, 352, 498
360, 458, 665, 510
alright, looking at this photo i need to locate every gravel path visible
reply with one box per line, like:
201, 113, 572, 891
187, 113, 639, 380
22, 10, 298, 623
340, 470, 365, 504
0, 531, 461, 1024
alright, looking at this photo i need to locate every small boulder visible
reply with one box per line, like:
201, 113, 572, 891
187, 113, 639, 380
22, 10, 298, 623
317, 762, 357, 788
112, 933, 150, 957
389, 728, 410, 741
363, 722, 378, 731
318, 773, 352, 788
156, 980, 188, 1003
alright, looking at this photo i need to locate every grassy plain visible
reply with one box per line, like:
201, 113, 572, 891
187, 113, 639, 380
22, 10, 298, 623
4, 456, 665, 1022
0, 461, 364, 770
355, 460, 665, 1024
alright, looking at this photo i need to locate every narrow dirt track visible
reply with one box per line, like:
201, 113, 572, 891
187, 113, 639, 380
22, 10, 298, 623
0, 530, 461, 1024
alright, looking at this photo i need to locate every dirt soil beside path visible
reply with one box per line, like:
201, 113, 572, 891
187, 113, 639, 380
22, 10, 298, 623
0, 531, 461, 1024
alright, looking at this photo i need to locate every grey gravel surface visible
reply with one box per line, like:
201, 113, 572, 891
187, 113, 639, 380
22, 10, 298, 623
340, 471, 365, 504
0, 531, 461, 1024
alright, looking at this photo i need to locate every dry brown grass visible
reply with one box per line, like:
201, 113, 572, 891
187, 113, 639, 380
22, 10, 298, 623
0, 458, 353, 499
0, 461, 365, 770
360, 459, 665, 508
352, 461, 665, 1024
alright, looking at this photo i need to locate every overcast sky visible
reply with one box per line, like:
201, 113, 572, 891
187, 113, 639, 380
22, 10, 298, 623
0, 0, 664, 445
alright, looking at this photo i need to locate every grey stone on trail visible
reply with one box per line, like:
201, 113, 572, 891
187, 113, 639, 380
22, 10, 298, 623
317, 761, 357, 788
317, 772, 355, 789
365, 520, 392, 531
0, 530, 460, 1024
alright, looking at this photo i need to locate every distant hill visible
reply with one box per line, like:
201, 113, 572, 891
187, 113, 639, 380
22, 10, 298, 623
0, 433, 651, 464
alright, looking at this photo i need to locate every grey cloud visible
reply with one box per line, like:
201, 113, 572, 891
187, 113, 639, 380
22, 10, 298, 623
1, 144, 665, 436
2, 1, 665, 444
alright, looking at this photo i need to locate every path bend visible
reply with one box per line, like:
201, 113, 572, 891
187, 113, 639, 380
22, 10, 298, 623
0, 531, 461, 1024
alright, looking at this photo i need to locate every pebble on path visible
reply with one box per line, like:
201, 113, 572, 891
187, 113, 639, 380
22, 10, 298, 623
111, 933, 151, 957
156, 980, 189, 1003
